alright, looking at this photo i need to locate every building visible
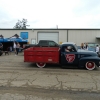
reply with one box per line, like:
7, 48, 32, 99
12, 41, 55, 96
0, 28, 100, 50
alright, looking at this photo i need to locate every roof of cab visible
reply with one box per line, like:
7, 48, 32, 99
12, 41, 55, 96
62, 42, 76, 45
59, 42, 76, 48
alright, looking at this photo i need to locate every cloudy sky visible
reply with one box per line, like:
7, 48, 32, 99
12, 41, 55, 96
0, 0, 100, 28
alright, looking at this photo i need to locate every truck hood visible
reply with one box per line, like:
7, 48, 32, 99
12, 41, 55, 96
77, 49, 97, 56
78, 49, 94, 52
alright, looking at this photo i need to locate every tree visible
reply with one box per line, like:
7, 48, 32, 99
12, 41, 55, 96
13, 18, 30, 29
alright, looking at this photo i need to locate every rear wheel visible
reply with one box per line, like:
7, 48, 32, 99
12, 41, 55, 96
36, 63, 46, 68
85, 61, 95, 70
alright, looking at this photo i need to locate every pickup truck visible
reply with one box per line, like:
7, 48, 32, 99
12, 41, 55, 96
23, 40, 59, 50
24, 41, 100, 70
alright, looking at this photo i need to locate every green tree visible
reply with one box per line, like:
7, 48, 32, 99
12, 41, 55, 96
13, 18, 30, 29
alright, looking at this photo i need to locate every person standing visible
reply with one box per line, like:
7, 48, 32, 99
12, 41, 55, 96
0, 42, 3, 56
81, 43, 84, 49
16, 42, 20, 55
96, 45, 99, 55
83, 43, 86, 49
0, 42, 3, 51
13, 41, 17, 56
9, 46, 12, 54
86, 43, 88, 50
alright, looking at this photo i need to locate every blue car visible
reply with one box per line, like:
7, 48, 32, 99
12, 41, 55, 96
87, 43, 100, 52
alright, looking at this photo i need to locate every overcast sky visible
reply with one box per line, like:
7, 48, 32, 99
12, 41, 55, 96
0, 0, 100, 28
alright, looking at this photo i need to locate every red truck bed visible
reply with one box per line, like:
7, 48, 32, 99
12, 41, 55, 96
24, 47, 60, 64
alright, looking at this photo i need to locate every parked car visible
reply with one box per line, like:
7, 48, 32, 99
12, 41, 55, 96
87, 43, 100, 52
22, 40, 59, 51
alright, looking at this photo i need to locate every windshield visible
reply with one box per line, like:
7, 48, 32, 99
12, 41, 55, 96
74, 44, 78, 51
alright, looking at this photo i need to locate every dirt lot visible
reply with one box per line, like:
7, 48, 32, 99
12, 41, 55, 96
0, 52, 100, 100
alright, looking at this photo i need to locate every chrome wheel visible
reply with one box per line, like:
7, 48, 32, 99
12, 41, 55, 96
36, 63, 46, 68
85, 61, 95, 70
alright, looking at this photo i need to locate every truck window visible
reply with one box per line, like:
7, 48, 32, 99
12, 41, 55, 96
39, 41, 48, 46
62, 46, 75, 52
74, 44, 78, 51
48, 41, 56, 46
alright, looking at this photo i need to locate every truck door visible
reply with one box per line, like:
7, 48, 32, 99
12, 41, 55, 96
60, 45, 79, 65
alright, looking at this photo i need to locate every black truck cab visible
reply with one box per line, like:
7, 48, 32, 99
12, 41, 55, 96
60, 42, 100, 70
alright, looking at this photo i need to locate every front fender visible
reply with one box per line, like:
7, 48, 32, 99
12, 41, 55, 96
79, 56, 100, 68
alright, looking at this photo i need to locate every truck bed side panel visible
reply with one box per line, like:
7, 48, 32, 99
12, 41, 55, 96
24, 47, 59, 64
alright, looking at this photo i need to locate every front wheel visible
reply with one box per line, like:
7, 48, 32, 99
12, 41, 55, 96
85, 61, 95, 70
36, 63, 46, 68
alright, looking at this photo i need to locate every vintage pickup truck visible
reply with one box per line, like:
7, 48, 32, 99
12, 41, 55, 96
24, 41, 100, 70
